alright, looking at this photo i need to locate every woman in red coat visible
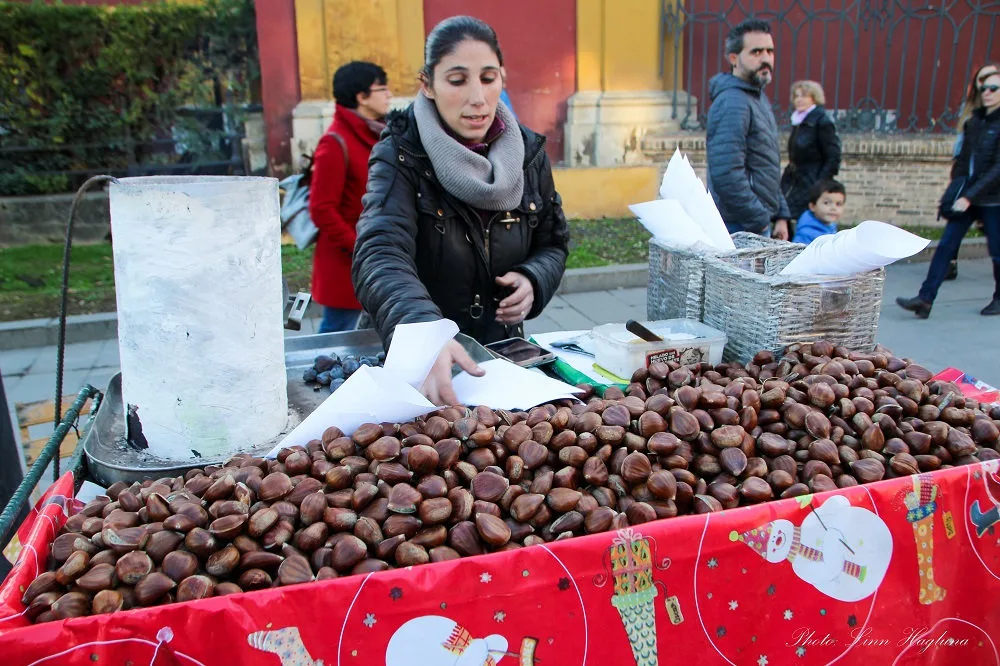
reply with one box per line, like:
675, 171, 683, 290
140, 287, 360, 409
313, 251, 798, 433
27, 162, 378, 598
309, 62, 392, 332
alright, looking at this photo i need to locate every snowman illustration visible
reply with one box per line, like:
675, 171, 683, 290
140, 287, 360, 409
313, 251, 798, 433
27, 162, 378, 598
385, 615, 538, 666
970, 460, 1000, 538
729, 495, 893, 602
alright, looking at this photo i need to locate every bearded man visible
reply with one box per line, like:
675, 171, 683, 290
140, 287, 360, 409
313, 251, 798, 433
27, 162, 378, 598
706, 19, 791, 240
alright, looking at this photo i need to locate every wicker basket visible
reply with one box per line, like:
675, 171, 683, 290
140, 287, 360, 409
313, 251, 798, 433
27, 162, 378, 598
646, 232, 794, 321
702, 247, 885, 364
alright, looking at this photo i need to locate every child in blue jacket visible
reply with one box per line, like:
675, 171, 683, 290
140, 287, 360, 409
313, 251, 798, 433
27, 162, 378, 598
792, 179, 846, 244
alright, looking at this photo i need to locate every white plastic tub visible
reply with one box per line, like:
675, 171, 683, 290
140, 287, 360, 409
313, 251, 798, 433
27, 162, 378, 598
592, 319, 727, 380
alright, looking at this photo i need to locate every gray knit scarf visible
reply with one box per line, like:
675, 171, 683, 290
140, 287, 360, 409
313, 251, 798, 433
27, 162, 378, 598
413, 92, 524, 211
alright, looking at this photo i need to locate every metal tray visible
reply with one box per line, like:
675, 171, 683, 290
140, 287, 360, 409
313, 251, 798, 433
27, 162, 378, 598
82, 330, 495, 486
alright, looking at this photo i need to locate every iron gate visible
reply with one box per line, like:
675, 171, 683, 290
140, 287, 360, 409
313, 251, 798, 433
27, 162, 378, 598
662, 0, 1000, 133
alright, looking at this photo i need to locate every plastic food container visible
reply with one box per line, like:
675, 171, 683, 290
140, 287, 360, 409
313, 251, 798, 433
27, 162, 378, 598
591, 319, 727, 380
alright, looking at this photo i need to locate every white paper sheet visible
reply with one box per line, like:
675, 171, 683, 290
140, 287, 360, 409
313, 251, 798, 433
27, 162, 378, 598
268, 319, 458, 455
629, 199, 715, 248
75, 480, 108, 504
779, 220, 930, 276
269, 365, 436, 454
531, 330, 609, 385
853, 220, 930, 259
451, 358, 584, 410
384, 319, 460, 389
658, 148, 735, 251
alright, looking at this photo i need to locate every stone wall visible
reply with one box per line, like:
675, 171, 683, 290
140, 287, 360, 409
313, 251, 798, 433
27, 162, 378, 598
642, 132, 955, 227
0, 192, 110, 247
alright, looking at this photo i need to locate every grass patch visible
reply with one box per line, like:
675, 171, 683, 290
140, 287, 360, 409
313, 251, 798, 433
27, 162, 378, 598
566, 218, 650, 269
0, 244, 316, 322
0, 218, 975, 322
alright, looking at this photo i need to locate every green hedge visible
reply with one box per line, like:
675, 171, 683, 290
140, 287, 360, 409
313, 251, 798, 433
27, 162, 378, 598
0, 0, 259, 195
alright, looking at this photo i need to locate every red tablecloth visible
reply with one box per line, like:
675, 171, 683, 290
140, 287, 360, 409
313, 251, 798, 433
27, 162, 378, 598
1, 460, 998, 666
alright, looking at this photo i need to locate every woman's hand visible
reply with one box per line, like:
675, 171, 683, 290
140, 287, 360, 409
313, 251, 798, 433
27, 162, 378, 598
421, 339, 485, 406
953, 197, 971, 213
772, 219, 789, 240
494, 272, 535, 325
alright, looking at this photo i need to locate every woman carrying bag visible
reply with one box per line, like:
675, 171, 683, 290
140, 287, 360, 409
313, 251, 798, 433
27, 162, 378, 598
780, 80, 842, 224
897, 70, 1000, 318
352, 16, 570, 405
942, 62, 998, 281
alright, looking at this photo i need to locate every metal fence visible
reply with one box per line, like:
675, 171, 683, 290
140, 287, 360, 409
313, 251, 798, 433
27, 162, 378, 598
0, 106, 255, 197
662, 0, 1000, 133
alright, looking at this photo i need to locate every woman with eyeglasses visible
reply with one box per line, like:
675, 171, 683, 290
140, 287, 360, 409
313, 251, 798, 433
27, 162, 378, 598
309, 61, 393, 333
897, 68, 1000, 318
352, 16, 569, 405
941, 63, 998, 280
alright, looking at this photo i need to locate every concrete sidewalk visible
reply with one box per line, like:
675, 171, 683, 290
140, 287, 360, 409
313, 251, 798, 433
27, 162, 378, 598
2, 259, 998, 442
0, 236, 990, 352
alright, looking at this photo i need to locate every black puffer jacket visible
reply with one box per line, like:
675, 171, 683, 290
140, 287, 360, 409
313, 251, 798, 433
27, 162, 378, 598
953, 106, 1000, 206
780, 105, 842, 220
352, 106, 569, 348
706, 73, 790, 233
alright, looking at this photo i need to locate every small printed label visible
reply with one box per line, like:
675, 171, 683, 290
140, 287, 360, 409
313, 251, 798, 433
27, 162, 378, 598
519, 638, 538, 666
943, 511, 955, 539
646, 345, 708, 368
665, 595, 684, 625
2, 534, 22, 567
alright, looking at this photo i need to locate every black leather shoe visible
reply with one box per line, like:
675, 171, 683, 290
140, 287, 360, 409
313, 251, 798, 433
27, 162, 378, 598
982, 299, 1000, 316
896, 296, 932, 319
944, 260, 958, 281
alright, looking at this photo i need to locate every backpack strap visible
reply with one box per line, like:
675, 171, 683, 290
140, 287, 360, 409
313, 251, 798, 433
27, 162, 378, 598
299, 132, 348, 184
331, 133, 349, 170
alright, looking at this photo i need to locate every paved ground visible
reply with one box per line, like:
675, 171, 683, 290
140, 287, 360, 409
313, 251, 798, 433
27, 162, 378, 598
875, 257, 998, 384
2, 258, 997, 445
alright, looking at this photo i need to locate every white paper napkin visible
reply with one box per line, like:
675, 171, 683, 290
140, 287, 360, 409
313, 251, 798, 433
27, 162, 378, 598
779, 221, 930, 276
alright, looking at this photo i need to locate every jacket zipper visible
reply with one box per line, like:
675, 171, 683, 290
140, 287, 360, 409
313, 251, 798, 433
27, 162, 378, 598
453, 204, 492, 272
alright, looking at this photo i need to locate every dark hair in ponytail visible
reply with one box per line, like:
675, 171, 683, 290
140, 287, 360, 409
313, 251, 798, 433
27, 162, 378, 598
421, 16, 503, 82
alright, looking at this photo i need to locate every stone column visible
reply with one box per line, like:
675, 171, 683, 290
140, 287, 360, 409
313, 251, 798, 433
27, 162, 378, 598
564, 0, 695, 167
290, 0, 424, 171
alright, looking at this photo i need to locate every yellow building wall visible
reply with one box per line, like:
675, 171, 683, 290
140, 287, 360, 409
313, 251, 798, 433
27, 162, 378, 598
295, 0, 679, 99
575, 0, 681, 93
576, 0, 603, 92
295, 0, 424, 101
554, 167, 659, 219
290, 0, 667, 220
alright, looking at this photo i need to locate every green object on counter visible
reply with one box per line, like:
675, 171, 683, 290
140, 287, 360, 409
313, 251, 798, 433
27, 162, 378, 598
529, 337, 627, 397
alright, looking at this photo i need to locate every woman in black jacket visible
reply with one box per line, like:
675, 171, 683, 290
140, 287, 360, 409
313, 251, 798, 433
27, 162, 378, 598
897, 70, 1000, 318
780, 80, 842, 223
943, 62, 998, 280
352, 16, 569, 405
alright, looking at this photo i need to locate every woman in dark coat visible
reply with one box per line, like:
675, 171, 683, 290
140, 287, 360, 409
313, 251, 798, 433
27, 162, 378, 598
352, 16, 569, 405
942, 62, 999, 280
897, 70, 1000, 319
780, 80, 842, 223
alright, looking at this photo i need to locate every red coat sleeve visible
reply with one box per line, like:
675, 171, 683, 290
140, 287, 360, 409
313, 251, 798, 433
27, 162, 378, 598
308, 135, 357, 252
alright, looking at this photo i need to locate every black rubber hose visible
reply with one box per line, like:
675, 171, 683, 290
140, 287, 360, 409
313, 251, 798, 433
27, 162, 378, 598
54, 175, 118, 478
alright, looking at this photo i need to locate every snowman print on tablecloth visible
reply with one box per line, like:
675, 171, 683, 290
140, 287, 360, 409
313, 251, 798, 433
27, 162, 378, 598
336, 545, 588, 665
385, 615, 536, 666
696, 493, 893, 664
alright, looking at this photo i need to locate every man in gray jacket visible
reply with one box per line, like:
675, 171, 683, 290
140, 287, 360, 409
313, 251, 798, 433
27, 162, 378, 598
706, 19, 790, 239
